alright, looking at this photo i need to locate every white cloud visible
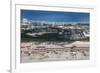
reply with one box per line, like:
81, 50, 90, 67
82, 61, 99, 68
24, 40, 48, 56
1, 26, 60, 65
22, 18, 28, 23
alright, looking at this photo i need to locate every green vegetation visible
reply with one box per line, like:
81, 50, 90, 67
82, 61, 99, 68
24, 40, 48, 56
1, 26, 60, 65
76, 23, 89, 30
21, 32, 89, 44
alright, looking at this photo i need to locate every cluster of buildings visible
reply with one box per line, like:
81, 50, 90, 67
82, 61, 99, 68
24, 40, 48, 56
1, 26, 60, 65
20, 20, 90, 62
21, 20, 89, 40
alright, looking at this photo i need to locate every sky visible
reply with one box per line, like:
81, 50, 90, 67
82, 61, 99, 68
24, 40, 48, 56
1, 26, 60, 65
21, 9, 90, 23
